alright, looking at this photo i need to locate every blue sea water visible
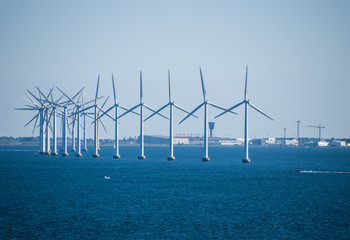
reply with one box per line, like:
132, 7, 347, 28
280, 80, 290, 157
0, 145, 349, 239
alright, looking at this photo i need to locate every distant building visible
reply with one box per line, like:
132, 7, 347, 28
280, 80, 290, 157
328, 140, 346, 147
251, 139, 266, 146
173, 137, 189, 145
265, 138, 276, 145
219, 139, 243, 146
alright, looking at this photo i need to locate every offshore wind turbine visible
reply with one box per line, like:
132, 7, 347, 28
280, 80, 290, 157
75, 76, 107, 158
215, 66, 273, 163
144, 70, 196, 161
15, 91, 44, 154
117, 71, 168, 160
55, 86, 85, 156
25, 89, 50, 154
57, 88, 86, 157
179, 68, 236, 162
36, 87, 63, 156
97, 74, 136, 159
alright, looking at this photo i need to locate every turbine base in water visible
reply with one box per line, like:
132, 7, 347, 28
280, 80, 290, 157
92, 153, 100, 158
44, 152, 51, 155
51, 152, 58, 156
113, 154, 121, 159
138, 155, 146, 160
242, 158, 250, 163
202, 157, 210, 162
167, 156, 175, 161
82, 148, 88, 152
71, 148, 76, 152
62, 152, 68, 157
75, 153, 82, 157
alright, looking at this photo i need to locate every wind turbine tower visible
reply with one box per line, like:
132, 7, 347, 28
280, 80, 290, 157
180, 68, 236, 162
215, 66, 273, 163
117, 71, 167, 160
144, 70, 195, 161
98, 74, 135, 159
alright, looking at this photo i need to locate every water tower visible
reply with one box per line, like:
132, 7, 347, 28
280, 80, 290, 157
209, 122, 215, 138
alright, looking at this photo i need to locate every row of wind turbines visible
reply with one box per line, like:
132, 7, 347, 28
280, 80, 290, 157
17, 66, 273, 163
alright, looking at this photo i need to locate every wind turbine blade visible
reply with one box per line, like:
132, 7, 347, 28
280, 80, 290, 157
48, 109, 54, 123
173, 103, 198, 118
244, 65, 248, 100
66, 119, 71, 133
168, 69, 172, 102
97, 105, 115, 121
179, 102, 204, 124
36, 86, 51, 105
99, 119, 108, 133
27, 89, 42, 106
143, 104, 169, 120
207, 102, 237, 114
140, 71, 143, 103
214, 101, 244, 119
50, 90, 54, 102
95, 75, 100, 104
80, 96, 104, 107
46, 88, 54, 100
111, 74, 117, 104
117, 104, 141, 119
100, 96, 109, 109
248, 102, 273, 120
118, 105, 140, 116
70, 87, 85, 101
32, 114, 39, 134
56, 87, 78, 106
144, 103, 169, 122
24, 113, 39, 127
199, 68, 207, 101
76, 105, 94, 115
24, 93, 40, 108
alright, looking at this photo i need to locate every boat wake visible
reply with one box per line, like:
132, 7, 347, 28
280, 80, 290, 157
296, 170, 350, 174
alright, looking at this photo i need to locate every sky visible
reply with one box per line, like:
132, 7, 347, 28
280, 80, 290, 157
0, 0, 349, 140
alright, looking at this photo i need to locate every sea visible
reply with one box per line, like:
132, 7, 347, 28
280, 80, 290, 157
0, 145, 349, 239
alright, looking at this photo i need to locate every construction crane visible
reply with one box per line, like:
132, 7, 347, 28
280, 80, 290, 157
308, 124, 325, 141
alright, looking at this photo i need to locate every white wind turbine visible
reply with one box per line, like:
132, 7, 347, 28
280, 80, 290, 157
25, 88, 51, 154
55, 87, 85, 156
144, 70, 196, 161
57, 88, 87, 157
75, 75, 108, 158
117, 71, 168, 160
97, 74, 137, 159
179, 68, 237, 162
36, 87, 65, 156
215, 66, 273, 163
15, 90, 45, 154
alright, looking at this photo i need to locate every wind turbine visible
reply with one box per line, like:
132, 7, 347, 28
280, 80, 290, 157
215, 65, 273, 163
97, 74, 137, 159
57, 88, 86, 157
15, 91, 45, 154
179, 68, 237, 162
55, 86, 85, 156
24, 88, 51, 154
144, 70, 196, 161
75, 75, 107, 158
117, 71, 168, 160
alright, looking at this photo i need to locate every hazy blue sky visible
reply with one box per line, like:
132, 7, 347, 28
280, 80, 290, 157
1, 0, 349, 139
